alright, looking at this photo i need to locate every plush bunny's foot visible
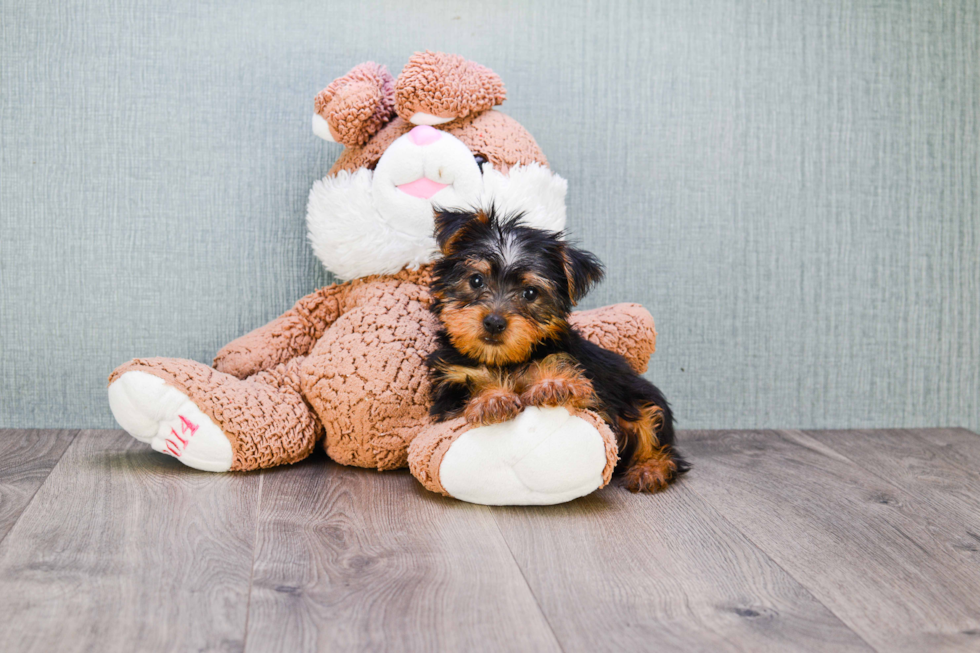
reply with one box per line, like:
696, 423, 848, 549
409, 407, 619, 506
109, 357, 320, 471
108, 371, 233, 472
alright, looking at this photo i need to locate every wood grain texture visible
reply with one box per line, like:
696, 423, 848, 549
684, 429, 980, 652
244, 454, 561, 653
491, 482, 872, 653
4, 428, 980, 651
899, 428, 980, 474
0, 429, 76, 543
803, 428, 980, 569
0, 430, 261, 653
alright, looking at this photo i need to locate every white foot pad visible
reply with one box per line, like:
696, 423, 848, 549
439, 406, 609, 506
108, 371, 234, 472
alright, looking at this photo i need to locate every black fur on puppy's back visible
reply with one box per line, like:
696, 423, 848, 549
560, 334, 687, 475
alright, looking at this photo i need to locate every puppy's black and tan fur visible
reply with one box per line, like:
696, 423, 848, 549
427, 207, 689, 492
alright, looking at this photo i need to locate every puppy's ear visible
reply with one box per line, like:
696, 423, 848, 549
434, 209, 490, 255
561, 243, 605, 305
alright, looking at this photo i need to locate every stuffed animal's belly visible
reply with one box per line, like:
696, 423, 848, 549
300, 301, 439, 470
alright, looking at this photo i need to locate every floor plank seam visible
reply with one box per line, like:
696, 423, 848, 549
0, 429, 80, 550
489, 508, 567, 653
682, 480, 881, 652
241, 471, 265, 653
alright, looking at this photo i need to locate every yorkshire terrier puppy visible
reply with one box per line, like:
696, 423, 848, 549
426, 207, 689, 493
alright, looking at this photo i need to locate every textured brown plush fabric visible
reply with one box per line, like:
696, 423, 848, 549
394, 50, 506, 123
212, 280, 352, 380
297, 268, 439, 470
406, 415, 472, 496
447, 110, 549, 173
109, 270, 656, 473
569, 303, 657, 374
577, 409, 621, 486
314, 62, 396, 147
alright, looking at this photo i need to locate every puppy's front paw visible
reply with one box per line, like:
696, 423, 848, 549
465, 389, 523, 426
521, 376, 595, 410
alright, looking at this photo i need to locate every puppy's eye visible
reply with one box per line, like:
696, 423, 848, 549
469, 274, 485, 289
522, 287, 538, 301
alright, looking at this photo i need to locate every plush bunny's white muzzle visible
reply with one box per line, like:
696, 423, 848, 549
307, 129, 568, 280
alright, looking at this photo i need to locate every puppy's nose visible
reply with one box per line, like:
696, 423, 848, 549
408, 124, 442, 146
482, 314, 508, 335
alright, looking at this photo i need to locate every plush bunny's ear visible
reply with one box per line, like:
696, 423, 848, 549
313, 62, 396, 147
395, 51, 506, 126
561, 243, 605, 305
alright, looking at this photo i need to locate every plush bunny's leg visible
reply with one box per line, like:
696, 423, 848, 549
408, 408, 618, 506
108, 357, 321, 471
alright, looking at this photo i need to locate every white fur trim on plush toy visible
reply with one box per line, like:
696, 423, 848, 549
307, 163, 568, 280
307, 169, 440, 280
479, 164, 568, 234
438, 406, 608, 506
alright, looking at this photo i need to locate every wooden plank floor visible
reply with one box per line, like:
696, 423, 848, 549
0, 428, 978, 652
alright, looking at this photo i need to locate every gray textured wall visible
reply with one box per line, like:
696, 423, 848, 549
1, 0, 978, 431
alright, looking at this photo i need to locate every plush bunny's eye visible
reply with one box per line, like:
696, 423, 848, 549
473, 154, 488, 172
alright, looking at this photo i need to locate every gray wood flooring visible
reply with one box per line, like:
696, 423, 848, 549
0, 428, 978, 652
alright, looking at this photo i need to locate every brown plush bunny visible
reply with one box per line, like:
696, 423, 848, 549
107, 51, 658, 505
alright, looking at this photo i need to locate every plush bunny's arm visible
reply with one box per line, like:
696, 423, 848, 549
569, 303, 658, 374
213, 283, 350, 379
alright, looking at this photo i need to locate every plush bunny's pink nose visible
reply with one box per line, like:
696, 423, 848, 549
408, 124, 442, 146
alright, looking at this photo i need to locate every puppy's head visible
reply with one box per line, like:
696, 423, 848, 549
431, 207, 604, 366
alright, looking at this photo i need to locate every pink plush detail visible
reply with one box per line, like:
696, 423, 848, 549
397, 177, 448, 199
394, 51, 506, 124
408, 124, 442, 145
315, 62, 396, 147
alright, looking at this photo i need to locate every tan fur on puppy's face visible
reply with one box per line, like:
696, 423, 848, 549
439, 303, 558, 366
